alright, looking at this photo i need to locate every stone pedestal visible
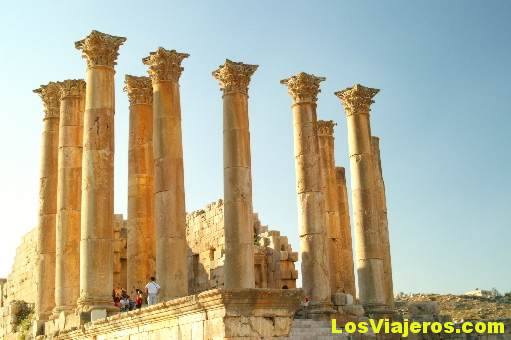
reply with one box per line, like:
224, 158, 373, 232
143, 48, 189, 300
33, 82, 61, 320
124, 75, 155, 293
213, 59, 258, 289
75, 30, 126, 312
335, 167, 357, 299
281, 72, 332, 315
371, 136, 394, 307
54, 79, 86, 315
335, 84, 387, 313
317, 120, 346, 297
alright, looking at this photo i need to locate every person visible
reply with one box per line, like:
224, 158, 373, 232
119, 290, 130, 312
135, 289, 143, 309
145, 277, 160, 306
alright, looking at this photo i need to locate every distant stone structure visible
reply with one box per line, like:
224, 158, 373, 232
0, 30, 402, 339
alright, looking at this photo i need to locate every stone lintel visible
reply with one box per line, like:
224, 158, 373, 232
75, 30, 126, 68
317, 120, 336, 137
33, 82, 61, 119
142, 47, 189, 82
212, 59, 258, 95
281, 72, 326, 104
124, 75, 153, 105
335, 84, 379, 116
54, 289, 304, 339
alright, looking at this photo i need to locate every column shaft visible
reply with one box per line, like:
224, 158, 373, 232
213, 60, 258, 288
336, 84, 386, 312
317, 121, 343, 295
371, 136, 394, 307
281, 73, 331, 311
143, 48, 189, 300
54, 80, 86, 314
33, 82, 61, 320
75, 31, 126, 311
335, 167, 356, 298
125, 76, 155, 293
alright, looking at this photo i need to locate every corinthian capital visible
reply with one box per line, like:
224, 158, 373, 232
142, 47, 189, 82
33, 82, 61, 119
335, 84, 379, 116
75, 30, 126, 68
212, 59, 258, 95
317, 120, 336, 137
280, 72, 326, 104
57, 79, 86, 100
124, 75, 153, 105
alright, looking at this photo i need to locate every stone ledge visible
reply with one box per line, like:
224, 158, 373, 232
51, 288, 303, 339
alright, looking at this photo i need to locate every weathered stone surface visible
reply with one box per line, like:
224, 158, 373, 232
75, 30, 125, 313
144, 47, 189, 300
213, 60, 258, 289
54, 79, 85, 316
335, 84, 386, 312
335, 167, 357, 299
371, 136, 394, 308
33, 81, 61, 320
124, 75, 155, 293
282, 72, 332, 312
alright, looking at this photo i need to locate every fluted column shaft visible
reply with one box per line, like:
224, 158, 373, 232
335, 167, 356, 298
33, 82, 61, 320
143, 48, 189, 300
75, 31, 126, 311
317, 120, 344, 295
54, 80, 86, 314
124, 76, 155, 293
371, 136, 394, 307
335, 84, 386, 311
213, 60, 258, 288
281, 73, 331, 310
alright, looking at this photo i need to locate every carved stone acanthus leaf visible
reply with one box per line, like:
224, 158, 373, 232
58, 79, 86, 99
33, 82, 61, 119
317, 120, 336, 137
335, 84, 379, 115
280, 72, 326, 104
212, 59, 258, 95
124, 75, 153, 105
75, 30, 126, 68
142, 47, 189, 82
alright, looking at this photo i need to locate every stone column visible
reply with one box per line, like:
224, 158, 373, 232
317, 120, 343, 295
124, 75, 155, 293
33, 82, 61, 320
143, 48, 189, 300
335, 84, 387, 313
334, 166, 356, 298
75, 30, 126, 312
54, 79, 86, 315
213, 60, 258, 289
281, 73, 332, 312
371, 136, 394, 307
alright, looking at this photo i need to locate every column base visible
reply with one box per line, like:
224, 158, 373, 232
306, 301, 336, 320
77, 297, 118, 315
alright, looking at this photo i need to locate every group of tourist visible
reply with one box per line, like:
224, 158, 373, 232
112, 277, 161, 312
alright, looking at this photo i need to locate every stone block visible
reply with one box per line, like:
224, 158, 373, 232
280, 251, 289, 260
333, 292, 348, 306
341, 304, 365, 317
90, 308, 107, 321
288, 251, 299, 262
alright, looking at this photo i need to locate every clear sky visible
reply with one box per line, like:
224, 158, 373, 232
0, 0, 509, 295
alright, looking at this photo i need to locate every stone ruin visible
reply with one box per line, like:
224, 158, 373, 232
0, 29, 409, 339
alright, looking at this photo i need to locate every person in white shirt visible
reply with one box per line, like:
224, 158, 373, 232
145, 276, 160, 306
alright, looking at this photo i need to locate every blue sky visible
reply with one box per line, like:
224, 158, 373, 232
0, 1, 509, 294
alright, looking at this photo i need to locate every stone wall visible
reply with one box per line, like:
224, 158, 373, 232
2, 228, 38, 305
186, 199, 298, 294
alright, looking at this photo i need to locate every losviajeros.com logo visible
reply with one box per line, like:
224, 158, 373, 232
332, 319, 505, 337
